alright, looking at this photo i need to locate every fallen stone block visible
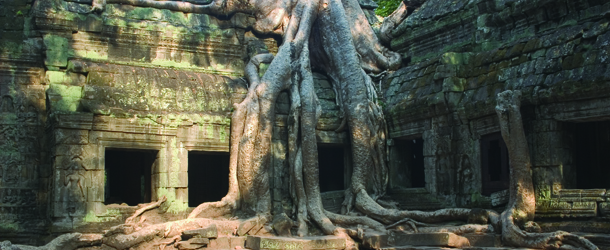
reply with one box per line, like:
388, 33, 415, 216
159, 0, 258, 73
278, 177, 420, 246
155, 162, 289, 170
176, 241, 204, 250
182, 224, 218, 239
188, 237, 210, 245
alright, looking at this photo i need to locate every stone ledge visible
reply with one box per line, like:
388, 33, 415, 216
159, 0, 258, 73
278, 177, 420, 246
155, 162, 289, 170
245, 235, 346, 250
388, 231, 470, 248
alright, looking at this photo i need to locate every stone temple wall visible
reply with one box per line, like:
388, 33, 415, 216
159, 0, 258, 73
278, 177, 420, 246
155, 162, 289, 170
1, 0, 610, 243
384, 0, 610, 222
0, 0, 348, 243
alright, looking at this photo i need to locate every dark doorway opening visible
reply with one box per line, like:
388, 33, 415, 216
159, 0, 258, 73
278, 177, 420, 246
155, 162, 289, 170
188, 152, 230, 207
104, 149, 156, 206
572, 121, 610, 189
480, 133, 509, 195
392, 138, 425, 188
318, 145, 345, 192
409, 138, 426, 188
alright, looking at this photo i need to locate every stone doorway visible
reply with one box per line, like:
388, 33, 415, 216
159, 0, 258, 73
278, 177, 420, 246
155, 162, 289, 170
318, 144, 346, 192
480, 133, 509, 195
188, 151, 230, 207
104, 148, 157, 206
390, 138, 425, 189
571, 121, 610, 189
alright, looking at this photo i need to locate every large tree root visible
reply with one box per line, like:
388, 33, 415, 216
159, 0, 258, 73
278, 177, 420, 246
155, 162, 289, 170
125, 196, 167, 224
496, 90, 598, 250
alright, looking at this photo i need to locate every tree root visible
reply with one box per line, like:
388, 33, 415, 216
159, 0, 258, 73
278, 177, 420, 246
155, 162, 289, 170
187, 198, 236, 219
13, 233, 103, 250
385, 218, 433, 232
125, 195, 167, 224
325, 210, 386, 232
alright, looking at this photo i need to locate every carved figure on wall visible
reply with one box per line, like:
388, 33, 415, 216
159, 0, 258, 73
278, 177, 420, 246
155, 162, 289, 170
64, 170, 86, 202
1, 158, 20, 185
0, 95, 14, 113
62, 156, 87, 202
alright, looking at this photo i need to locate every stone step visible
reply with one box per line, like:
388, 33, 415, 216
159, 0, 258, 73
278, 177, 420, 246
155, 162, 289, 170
207, 236, 247, 249
364, 232, 502, 249
245, 235, 346, 250
381, 247, 538, 250
388, 231, 470, 248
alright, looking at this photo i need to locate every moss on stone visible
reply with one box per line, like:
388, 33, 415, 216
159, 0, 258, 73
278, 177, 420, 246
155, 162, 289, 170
44, 34, 73, 67
47, 83, 83, 112
0, 41, 24, 59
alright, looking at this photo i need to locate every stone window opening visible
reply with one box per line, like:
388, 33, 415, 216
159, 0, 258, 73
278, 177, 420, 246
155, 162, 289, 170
104, 148, 157, 206
390, 138, 425, 189
571, 121, 610, 189
318, 144, 346, 193
188, 151, 229, 207
480, 133, 509, 196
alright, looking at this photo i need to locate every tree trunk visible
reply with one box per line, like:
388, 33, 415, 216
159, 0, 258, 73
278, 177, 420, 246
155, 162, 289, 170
496, 90, 598, 250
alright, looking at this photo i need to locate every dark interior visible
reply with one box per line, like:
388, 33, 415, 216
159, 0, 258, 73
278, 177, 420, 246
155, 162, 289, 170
480, 133, 509, 195
318, 145, 345, 192
409, 138, 426, 188
104, 149, 156, 206
391, 138, 426, 189
188, 151, 230, 207
573, 121, 610, 189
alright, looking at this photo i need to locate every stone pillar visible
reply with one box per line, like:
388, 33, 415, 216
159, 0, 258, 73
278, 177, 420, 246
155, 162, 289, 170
530, 119, 564, 201
50, 114, 100, 230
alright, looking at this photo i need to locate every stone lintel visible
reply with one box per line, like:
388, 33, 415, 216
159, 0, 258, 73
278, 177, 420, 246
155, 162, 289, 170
92, 116, 177, 136
53, 113, 94, 129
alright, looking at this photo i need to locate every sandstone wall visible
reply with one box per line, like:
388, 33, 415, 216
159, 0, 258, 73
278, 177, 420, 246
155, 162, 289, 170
0, 0, 347, 242
384, 0, 610, 217
0, 0, 47, 245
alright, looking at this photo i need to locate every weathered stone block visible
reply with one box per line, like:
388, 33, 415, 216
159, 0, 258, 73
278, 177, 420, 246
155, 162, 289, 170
182, 224, 218, 239
246, 235, 346, 250
599, 202, 610, 217
76, 14, 103, 32
490, 189, 509, 206
87, 201, 107, 216
208, 237, 230, 249
230, 237, 247, 248
46, 71, 87, 86
87, 185, 103, 202
47, 84, 83, 112
54, 113, 94, 129
536, 200, 597, 218
55, 129, 89, 145
557, 189, 606, 202
156, 173, 168, 188
362, 233, 389, 249
388, 231, 470, 248
43, 34, 73, 67
175, 188, 188, 203
168, 171, 188, 188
